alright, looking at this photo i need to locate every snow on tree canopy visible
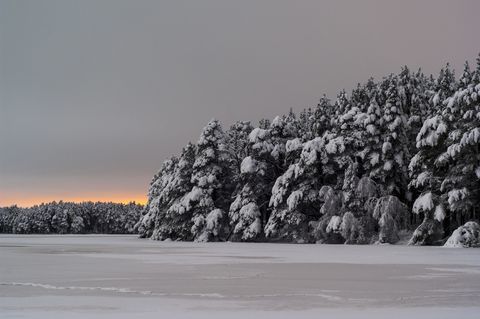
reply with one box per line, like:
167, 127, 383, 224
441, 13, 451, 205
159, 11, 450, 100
286, 138, 303, 153
383, 161, 393, 171
382, 141, 392, 154
249, 127, 269, 143
300, 137, 324, 166
408, 153, 422, 172
271, 115, 282, 127
197, 119, 224, 146
287, 190, 303, 211
269, 165, 297, 208
416, 115, 447, 148
373, 195, 408, 244
444, 221, 480, 248
369, 152, 380, 166
410, 171, 432, 188
326, 215, 342, 233
447, 188, 469, 209
366, 124, 377, 135
232, 202, 262, 241
240, 156, 260, 174
446, 128, 480, 159
434, 204, 446, 222
248, 127, 274, 155
325, 136, 345, 154
412, 192, 435, 214
205, 209, 225, 236
355, 176, 378, 199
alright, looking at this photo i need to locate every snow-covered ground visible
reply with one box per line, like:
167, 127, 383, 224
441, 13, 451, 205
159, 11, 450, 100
1, 235, 480, 318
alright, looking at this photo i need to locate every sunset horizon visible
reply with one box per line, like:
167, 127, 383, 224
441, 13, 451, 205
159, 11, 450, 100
1, 193, 147, 208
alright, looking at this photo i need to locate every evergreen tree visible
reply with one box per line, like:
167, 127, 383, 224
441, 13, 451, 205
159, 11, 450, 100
153, 143, 196, 240
377, 75, 410, 197
180, 119, 231, 242
311, 94, 334, 137
439, 71, 480, 225
137, 157, 177, 238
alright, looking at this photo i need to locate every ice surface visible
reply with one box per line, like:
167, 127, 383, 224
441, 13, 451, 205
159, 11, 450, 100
1, 235, 480, 318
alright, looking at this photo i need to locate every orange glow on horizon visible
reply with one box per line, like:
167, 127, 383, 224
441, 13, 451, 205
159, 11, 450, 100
1, 193, 147, 208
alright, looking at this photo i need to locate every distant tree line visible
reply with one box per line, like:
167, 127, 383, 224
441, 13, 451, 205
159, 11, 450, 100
137, 54, 480, 245
0, 201, 143, 234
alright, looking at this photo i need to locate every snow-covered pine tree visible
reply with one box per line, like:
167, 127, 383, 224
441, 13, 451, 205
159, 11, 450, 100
376, 75, 410, 198
407, 114, 449, 244
51, 205, 70, 234
351, 79, 377, 113
473, 53, 480, 84
228, 156, 266, 241
338, 161, 376, 244
265, 136, 326, 242
311, 94, 334, 138
372, 195, 409, 244
227, 122, 274, 242
152, 143, 196, 240
265, 124, 354, 243
444, 221, 480, 248
333, 90, 351, 122
269, 111, 301, 169
137, 156, 178, 238
458, 61, 473, 89
354, 175, 380, 242
312, 184, 345, 243
223, 121, 254, 186
399, 67, 433, 157
230, 113, 300, 242
336, 160, 361, 243
431, 64, 457, 114
360, 94, 384, 181
438, 64, 480, 227
407, 67, 457, 224
333, 90, 366, 188
180, 119, 231, 242
408, 191, 445, 245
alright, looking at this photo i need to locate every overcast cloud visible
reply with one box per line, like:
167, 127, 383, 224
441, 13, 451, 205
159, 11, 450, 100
1, 0, 479, 206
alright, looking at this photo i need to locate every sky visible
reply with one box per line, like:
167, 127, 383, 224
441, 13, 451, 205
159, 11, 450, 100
1, 0, 479, 207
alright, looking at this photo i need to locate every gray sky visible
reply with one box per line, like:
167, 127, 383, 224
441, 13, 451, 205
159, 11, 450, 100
1, 0, 479, 206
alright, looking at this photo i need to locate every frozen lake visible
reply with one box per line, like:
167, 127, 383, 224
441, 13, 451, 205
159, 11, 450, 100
1, 235, 480, 318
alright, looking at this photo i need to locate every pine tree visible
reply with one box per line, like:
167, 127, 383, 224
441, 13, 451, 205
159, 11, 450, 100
183, 119, 231, 242
228, 156, 266, 241
223, 121, 254, 186
408, 191, 445, 245
137, 157, 177, 238
153, 143, 196, 240
377, 75, 410, 197
312, 94, 334, 137
265, 137, 324, 242
439, 68, 480, 226
361, 94, 384, 180
230, 114, 300, 241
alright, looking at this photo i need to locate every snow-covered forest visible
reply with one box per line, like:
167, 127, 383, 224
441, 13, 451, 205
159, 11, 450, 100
137, 55, 480, 247
0, 202, 143, 234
